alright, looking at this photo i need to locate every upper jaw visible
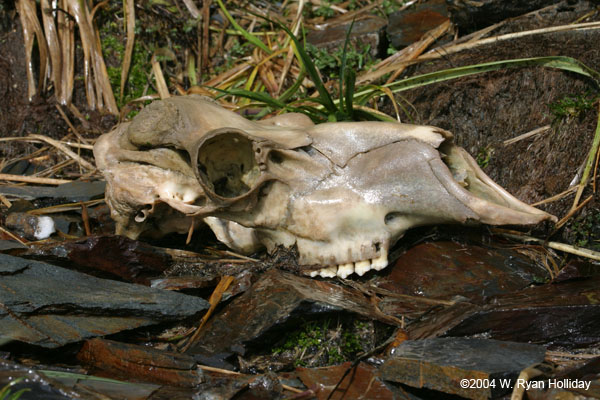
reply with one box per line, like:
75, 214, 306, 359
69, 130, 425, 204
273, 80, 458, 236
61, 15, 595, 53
436, 144, 557, 225
307, 251, 390, 278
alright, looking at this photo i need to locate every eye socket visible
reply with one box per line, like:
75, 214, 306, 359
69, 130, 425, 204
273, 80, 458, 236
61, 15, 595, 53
195, 131, 261, 198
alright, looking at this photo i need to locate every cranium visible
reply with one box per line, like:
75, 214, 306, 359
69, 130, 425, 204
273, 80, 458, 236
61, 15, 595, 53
94, 95, 555, 278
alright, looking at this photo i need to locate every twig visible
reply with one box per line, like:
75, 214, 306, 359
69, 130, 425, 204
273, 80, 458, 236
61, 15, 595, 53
0, 194, 12, 208
201, 0, 212, 74
511, 366, 543, 400
68, 103, 92, 130
326, 330, 399, 400
385, 20, 452, 84
181, 0, 200, 18
185, 217, 195, 245
36, 159, 76, 178
555, 195, 594, 230
120, 0, 136, 103
55, 104, 89, 144
276, 0, 304, 96
28, 199, 105, 215
593, 138, 600, 193
197, 364, 241, 375
545, 350, 600, 360
213, 249, 260, 262
417, 21, 600, 64
0, 173, 71, 185
81, 201, 91, 236
0, 137, 94, 150
180, 276, 235, 352
204, 62, 252, 88
309, 0, 346, 14
357, 20, 451, 85
531, 185, 578, 206
504, 125, 551, 146
493, 228, 600, 261
28, 134, 96, 170
151, 51, 172, 99
0, 226, 29, 246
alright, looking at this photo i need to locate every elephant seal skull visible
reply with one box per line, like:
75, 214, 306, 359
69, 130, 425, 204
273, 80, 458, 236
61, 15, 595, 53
94, 95, 556, 278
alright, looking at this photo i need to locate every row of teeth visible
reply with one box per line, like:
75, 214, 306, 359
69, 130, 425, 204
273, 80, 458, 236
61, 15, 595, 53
308, 252, 389, 278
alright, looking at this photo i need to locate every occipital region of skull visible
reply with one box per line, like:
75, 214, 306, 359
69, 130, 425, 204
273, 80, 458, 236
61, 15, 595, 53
94, 95, 556, 278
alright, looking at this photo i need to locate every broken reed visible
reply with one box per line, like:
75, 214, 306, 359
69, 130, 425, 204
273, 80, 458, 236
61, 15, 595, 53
16, 0, 117, 114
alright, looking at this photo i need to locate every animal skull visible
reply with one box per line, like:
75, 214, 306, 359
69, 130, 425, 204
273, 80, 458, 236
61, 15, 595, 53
94, 95, 555, 278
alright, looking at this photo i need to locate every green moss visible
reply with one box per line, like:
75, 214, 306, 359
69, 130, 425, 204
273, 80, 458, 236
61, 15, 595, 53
549, 91, 599, 122
568, 210, 600, 250
476, 145, 494, 168
101, 30, 152, 109
306, 42, 373, 80
271, 318, 371, 367
314, 2, 336, 18
376, 0, 405, 17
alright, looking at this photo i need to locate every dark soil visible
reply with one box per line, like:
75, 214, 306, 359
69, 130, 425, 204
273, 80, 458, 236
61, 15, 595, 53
397, 2, 600, 239
0, 4, 115, 167
0, 7, 67, 160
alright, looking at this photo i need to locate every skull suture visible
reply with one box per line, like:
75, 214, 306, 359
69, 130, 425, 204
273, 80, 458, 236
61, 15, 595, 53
94, 95, 556, 278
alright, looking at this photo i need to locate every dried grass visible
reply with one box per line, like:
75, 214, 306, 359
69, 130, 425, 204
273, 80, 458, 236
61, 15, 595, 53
16, 0, 118, 114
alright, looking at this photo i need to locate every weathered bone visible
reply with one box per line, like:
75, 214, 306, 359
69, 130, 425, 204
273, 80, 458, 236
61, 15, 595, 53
94, 95, 556, 277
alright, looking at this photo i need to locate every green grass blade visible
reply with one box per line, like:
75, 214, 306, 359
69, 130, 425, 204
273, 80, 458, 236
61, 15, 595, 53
278, 68, 306, 103
242, 12, 338, 115
214, 0, 272, 54
570, 101, 600, 213
355, 56, 600, 101
7, 388, 30, 400
277, 23, 337, 113
353, 108, 396, 122
290, 104, 330, 121
344, 69, 356, 117
0, 378, 29, 400
339, 19, 356, 113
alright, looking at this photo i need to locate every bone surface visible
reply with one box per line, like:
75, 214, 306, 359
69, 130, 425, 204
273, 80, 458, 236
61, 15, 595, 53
94, 95, 556, 278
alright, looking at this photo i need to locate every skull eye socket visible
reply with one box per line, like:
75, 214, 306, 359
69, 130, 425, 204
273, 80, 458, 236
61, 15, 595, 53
195, 130, 261, 198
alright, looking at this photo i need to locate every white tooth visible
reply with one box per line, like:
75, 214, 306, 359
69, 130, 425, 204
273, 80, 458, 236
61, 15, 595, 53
354, 260, 371, 276
336, 263, 354, 278
309, 270, 319, 277
318, 266, 337, 278
370, 251, 389, 271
